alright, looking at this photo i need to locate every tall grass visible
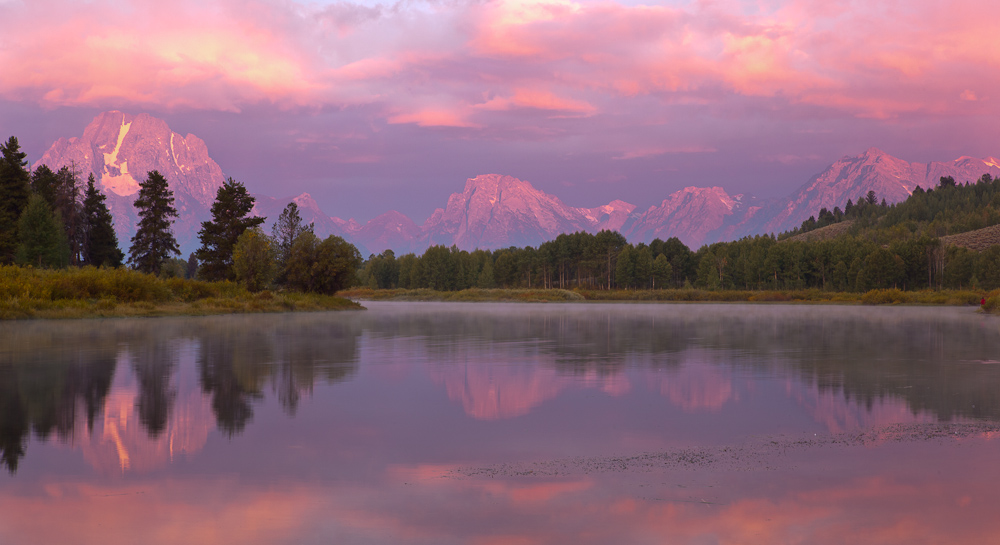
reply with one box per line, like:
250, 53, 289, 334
0, 265, 361, 319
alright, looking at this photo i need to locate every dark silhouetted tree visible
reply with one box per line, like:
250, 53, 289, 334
0, 136, 31, 263
196, 178, 264, 281
16, 194, 70, 268
271, 201, 313, 282
81, 174, 123, 267
128, 170, 179, 275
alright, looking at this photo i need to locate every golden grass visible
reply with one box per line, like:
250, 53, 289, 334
342, 286, 987, 306
341, 288, 585, 302
783, 220, 856, 243
0, 265, 362, 320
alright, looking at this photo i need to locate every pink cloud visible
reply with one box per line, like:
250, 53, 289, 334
614, 146, 718, 160
476, 89, 595, 115
0, 0, 998, 156
387, 108, 479, 128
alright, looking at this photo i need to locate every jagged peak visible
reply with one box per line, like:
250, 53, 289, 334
368, 210, 416, 225
463, 173, 536, 194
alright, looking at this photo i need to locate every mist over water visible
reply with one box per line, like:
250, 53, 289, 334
2, 303, 999, 543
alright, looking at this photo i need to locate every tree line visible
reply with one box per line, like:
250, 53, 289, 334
0, 135, 361, 294
359, 174, 1000, 292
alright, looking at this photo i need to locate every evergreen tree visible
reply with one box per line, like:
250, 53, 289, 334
186, 253, 199, 279
128, 170, 179, 275
0, 136, 31, 263
15, 194, 70, 268
82, 174, 123, 267
31, 165, 83, 264
196, 178, 265, 281
30, 165, 60, 208
652, 254, 672, 289
271, 201, 313, 281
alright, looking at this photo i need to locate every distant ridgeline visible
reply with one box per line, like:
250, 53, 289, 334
358, 173, 1000, 292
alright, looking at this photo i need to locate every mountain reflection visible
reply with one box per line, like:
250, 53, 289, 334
0, 314, 361, 473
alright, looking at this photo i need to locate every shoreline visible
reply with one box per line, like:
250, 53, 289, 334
0, 293, 363, 320
341, 287, 994, 308
0, 265, 363, 320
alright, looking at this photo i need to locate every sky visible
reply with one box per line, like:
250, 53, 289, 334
0, 0, 998, 223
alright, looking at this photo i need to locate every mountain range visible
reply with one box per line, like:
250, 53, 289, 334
33, 111, 1000, 256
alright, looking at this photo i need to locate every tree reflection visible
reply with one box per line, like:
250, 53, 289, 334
362, 304, 1000, 423
194, 315, 360, 436
132, 344, 178, 439
0, 322, 119, 473
0, 314, 362, 472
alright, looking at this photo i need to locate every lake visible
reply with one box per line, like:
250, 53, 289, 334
2, 302, 1000, 544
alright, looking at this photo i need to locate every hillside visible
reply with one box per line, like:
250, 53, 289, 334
940, 225, 1000, 251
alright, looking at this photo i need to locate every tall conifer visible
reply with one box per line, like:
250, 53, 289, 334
271, 201, 313, 283
0, 136, 31, 263
195, 178, 265, 281
82, 174, 124, 267
128, 170, 179, 275
16, 194, 70, 268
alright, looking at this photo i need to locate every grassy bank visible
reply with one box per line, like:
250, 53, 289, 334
0, 265, 362, 320
341, 288, 586, 302
343, 286, 996, 307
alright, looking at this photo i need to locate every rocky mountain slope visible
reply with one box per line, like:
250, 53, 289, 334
34, 111, 1000, 256
418, 174, 635, 251
34, 111, 225, 254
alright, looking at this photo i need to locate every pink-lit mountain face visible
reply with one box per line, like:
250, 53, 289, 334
419, 174, 636, 251
626, 187, 747, 250
34, 111, 226, 254
746, 148, 1000, 237
35, 112, 1000, 256
624, 148, 1000, 248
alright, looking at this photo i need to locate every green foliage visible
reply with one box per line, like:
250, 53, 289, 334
81, 174, 123, 268
196, 178, 265, 281
159, 258, 189, 279
285, 232, 362, 294
232, 228, 277, 292
652, 254, 672, 288
0, 136, 31, 264
128, 170, 179, 275
360, 249, 400, 289
271, 202, 313, 283
15, 194, 70, 268
0, 264, 361, 320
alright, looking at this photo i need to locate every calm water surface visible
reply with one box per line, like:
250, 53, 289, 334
2, 302, 1000, 544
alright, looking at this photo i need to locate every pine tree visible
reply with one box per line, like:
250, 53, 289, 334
33, 165, 84, 264
0, 136, 31, 263
195, 178, 265, 281
271, 201, 313, 283
16, 194, 70, 268
82, 174, 124, 267
128, 170, 179, 275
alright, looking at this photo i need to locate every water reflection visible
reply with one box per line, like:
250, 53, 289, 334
3, 304, 1000, 474
0, 314, 361, 473
2, 303, 1000, 543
